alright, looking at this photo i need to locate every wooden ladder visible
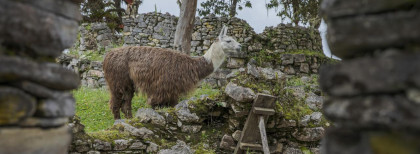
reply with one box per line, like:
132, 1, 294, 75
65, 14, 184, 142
234, 94, 277, 154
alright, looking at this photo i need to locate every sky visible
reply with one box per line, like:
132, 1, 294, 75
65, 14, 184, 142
136, 0, 337, 58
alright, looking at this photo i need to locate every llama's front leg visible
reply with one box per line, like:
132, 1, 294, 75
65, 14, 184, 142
110, 95, 122, 119
122, 92, 134, 119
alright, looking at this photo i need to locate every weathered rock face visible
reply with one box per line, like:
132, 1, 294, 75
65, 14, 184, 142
225, 82, 256, 102
0, 0, 80, 153
135, 108, 166, 126
0, 126, 72, 154
220, 134, 235, 150
158, 140, 193, 154
0, 0, 81, 57
321, 0, 420, 153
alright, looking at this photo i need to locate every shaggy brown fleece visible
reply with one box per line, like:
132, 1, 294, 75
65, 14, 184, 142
103, 46, 214, 119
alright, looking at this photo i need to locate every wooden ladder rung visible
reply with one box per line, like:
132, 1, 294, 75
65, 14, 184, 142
239, 142, 262, 151
253, 107, 275, 115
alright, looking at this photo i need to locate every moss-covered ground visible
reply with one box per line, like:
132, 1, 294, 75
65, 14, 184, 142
71, 48, 335, 153
72, 83, 219, 132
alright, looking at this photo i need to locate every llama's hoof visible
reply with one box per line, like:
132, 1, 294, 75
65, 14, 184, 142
113, 119, 125, 125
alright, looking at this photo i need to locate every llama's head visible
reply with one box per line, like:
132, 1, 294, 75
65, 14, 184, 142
204, 25, 242, 71
218, 26, 242, 57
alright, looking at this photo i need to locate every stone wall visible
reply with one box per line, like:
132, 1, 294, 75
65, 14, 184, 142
58, 51, 325, 89
67, 63, 329, 154
65, 12, 332, 154
75, 12, 321, 55
65, 36, 335, 154
320, 0, 420, 153
68, 13, 323, 88
59, 54, 106, 88
0, 0, 81, 153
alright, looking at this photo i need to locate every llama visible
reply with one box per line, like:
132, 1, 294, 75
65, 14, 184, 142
103, 26, 241, 119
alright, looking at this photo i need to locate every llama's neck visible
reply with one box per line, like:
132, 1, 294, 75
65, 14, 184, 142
203, 42, 226, 71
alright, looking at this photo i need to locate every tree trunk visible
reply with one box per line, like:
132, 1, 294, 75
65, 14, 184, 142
174, 0, 197, 55
132, 0, 141, 15
229, 0, 238, 17
292, 0, 300, 26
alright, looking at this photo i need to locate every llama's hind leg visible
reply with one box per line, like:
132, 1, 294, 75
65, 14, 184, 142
169, 97, 179, 107
122, 90, 134, 119
148, 96, 163, 109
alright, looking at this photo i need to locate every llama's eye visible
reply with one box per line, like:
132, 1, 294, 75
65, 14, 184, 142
226, 40, 231, 43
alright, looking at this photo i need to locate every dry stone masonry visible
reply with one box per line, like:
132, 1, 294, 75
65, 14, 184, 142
320, 0, 420, 153
67, 12, 324, 89
66, 12, 337, 153
0, 0, 81, 153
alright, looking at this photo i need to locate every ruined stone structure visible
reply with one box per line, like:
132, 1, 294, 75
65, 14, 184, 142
67, 12, 323, 88
320, 0, 420, 153
0, 0, 80, 153
76, 13, 322, 55
66, 19, 333, 153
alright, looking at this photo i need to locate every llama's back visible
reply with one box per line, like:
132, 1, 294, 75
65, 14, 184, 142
125, 46, 203, 101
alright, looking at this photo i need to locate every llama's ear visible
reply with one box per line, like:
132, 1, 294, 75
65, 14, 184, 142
218, 26, 225, 41
223, 25, 228, 36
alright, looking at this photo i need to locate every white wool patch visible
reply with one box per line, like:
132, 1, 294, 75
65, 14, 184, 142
204, 42, 226, 71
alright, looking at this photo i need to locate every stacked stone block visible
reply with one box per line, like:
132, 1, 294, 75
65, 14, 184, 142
70, 14, 325, 88
120, 13, 254, 56
0, 0, 80, 153
259, 24, 322, 53
320, 0, 420, 153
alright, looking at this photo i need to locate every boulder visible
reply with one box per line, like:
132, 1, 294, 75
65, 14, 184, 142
158, 140, 193, 154
219, 134, 235, 150
113, 139, 129, 150
225, 82, 256, 102
0, 56, 80, 90
292, 127, 325, 142
135, 108, 166, 126
0, 86, 36, 125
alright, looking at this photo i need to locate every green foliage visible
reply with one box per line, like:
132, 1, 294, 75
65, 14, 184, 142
276, 91, 312, 121
285, 50, 326, 57
198, 0, 252, 17
285, 75, 319, 92
301, 146, 312, 154
252, 49, 282, 66
85, 23, 92, 31
252, 49, 329, 67
191, 129, 222, 154
185, 83, 220, 99
81, 0, 123, 30
82, 51, 105, 61
266, 0, 321, 28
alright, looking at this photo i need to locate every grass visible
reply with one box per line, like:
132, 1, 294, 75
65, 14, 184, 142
73, 87, 149, 132
72, 84, 219, 132
67, 49, 104, 61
